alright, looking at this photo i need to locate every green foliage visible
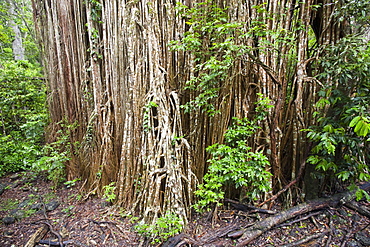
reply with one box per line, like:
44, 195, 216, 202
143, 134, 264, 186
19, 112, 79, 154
0, 0, 41, 63
102, 182, 116, 203
335, 0, 370, 30
349, 116, 370, 137
33, 120, 79, 186
64, 178, 81, 188
135, 212, 184, 244
35, 147, 68, 186
142, 101, 158, 132
193, 95, 273, 212
87, 0, 102, 22
85, 0, 103, 62
355, 188, 370, 201
305, 36, 370, 189
170, 1, 245, 116
170, 1, 298, 116
0, 198, 19, 212
0, 1, 45, 177
0, 60, 46, 176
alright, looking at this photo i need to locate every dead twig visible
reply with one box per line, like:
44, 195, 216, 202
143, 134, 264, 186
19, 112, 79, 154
345, 200, 370, 219
325, 234, 332, 247
281, 229, 331, 247
258, 159, 308, 208
341, 217, 358, 247
88, 219, 106, 234
38, 239, 73, 246
38, 239, 88, 247
39, 221, 64, 247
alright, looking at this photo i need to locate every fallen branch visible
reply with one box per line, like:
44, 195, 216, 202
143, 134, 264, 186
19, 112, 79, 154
235, 183, 370, 246
198, 223, 240, 244
281, 229, 331, 247
344, 200, 370, 219
38, 240, 73, 246
24, 224, 48, 247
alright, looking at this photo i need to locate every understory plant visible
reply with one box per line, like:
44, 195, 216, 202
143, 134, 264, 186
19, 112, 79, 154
194, 95, 273, 212
33, 119, 78, 186
305, 36, 370, 199
102, 182, 116, 203
135, 211, 184, 244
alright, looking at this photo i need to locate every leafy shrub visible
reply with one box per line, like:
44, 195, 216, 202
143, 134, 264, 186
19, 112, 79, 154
194, 95, 273, 212
32, 120, 78, 186
135, 212, 184, 244
102, 182, 116, 203
35, 147, 69, 186
305, 36, 370, 194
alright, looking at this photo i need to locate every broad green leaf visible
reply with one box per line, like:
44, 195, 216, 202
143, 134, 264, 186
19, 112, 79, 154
354, 119, 364, 134
349, 116, 361, 127
337, 171, 350, 181
359, 122, 369, 137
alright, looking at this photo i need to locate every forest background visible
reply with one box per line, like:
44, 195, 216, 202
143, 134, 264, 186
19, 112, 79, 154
1, 0, 370, 243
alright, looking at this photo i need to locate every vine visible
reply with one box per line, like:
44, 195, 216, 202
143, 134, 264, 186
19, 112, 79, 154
170, 1, 246, 116
170, 1, 299, 116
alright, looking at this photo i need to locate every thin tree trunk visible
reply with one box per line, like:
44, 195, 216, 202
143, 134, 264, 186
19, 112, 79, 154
8, 0, 25, 60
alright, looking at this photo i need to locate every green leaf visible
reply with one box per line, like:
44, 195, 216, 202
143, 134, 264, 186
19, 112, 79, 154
349, 116, 361, 127
354, 119, 364, 134
359, 121, 369, 137
359, 172, 370, 181
337, 171, 350, 181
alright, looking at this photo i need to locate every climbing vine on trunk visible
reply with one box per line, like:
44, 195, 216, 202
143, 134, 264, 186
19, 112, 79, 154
32, 0, 363, 233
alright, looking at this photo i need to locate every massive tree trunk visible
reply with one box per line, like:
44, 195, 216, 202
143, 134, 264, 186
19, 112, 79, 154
32, 0, 342, 223
32, 0, 196, 224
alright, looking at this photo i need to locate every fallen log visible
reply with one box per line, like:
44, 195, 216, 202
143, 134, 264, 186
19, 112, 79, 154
234, 183, 370, 246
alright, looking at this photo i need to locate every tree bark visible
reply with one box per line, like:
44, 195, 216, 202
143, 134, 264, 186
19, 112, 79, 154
32, 0, 345, 225
7, 0, 25, 60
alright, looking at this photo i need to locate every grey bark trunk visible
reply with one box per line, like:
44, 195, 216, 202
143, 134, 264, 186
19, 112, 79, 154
8, 0, 25, 60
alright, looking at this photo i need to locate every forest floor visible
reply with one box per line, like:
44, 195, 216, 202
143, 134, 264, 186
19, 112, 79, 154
1, 171, 370, 247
